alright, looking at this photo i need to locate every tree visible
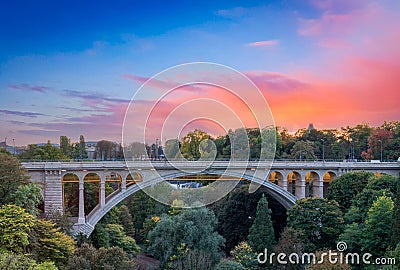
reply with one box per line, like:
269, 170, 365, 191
104, 224, 140, 256
214, 135, 231, 159
213, 185, 286, 253
124, 141, 147, 160
60, 135, 72, 157
71, 135, 88, 160
198, 138, 217, 160
287, 198, 344, 252
361, 195, 394, 257
19, 142, 66, 161
0, 252, 57, 270
231, 128, 250, 160
168, 199, 184, 216
230, 242, 258, 270
273, 227, 304, 270
290, 140, 317, 160
28, 218, 75, 269
66, 243, 137, 270
12, 183, 43, 216
365, 127, 393, 161
118, 205, 135, 237
391, 177, 400, 248
305, 250, 351, 270
215, 259, 246, 270
327, 171, 373, 212
0, 204, 35, 254
168, 248, 215, 270
0, 150, 30, 205
248, 194, 275, 254
260, 127, 278, 160
180, 129, 211, 160
126, 190, 168, 242
94, 246, 138, 269
338, 222, 363, 253
147, 207, 225, 268
95, 140, 113, 160
347, 188, 393, 224
164, 139, 181, 160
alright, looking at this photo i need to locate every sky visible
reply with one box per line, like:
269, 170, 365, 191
1, 0, 400, 146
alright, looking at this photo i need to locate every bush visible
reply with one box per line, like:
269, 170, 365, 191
215, 258, 246, 270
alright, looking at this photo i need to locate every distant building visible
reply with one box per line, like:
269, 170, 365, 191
0, 141, 26, 154
85, 141, 97, 160
37, 143, 60, 148
307, 123, 315, 132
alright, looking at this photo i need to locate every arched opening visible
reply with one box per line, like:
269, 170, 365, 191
126, 172, 142, 188
105, 172, 122, 196
305, 171, 320, 197
268, 171, 283, 186
62, 173, 79, 216
84, 173, 100, 215
323, 171, 337, 197
287, 171, 301, 196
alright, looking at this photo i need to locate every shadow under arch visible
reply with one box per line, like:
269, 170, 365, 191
74, 170, 297, 237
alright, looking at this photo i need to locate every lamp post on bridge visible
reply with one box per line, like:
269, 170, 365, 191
321, 139, 325, 162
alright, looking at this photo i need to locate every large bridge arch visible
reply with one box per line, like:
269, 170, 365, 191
73, 170, 297, 236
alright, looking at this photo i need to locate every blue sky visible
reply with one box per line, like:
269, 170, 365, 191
1, 0, 400, 145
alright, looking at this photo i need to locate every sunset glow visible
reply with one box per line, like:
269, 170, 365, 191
1, 0, 399, 145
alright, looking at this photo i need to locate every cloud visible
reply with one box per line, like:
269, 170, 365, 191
18, 129, 63, 137
123, 74, 204, 93
247, 40, 279, 47
245, 71, 307, 92
61, 89, 130, 110
9, 83, 50, 93
0, 109, 46, 118
298, 13, 353, 37
216, 7, 248, 18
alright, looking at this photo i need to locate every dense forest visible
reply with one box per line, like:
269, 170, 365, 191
1, 146, 400, 269
16, 121, 400, 162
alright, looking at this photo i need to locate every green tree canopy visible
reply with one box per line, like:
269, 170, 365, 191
230, 241, 258, 270
361, 195, 394, 257
327, 171, 374, 212
248, 194, 275, 254
147, 207, 225, 268
19, 142, 67, 161
287, 198, 344, 252
273, 227, 304, 270
0, 204, 36, 254
180, 129, 211, 160
12, 183, 43, 216
0, 150, 30, 205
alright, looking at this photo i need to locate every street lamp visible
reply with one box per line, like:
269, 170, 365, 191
378, 139, 383, 162
321, 139, 325, 162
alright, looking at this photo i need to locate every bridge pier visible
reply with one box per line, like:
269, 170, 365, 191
312, 179, 324, 198
100, 180, 106, 207
78, 179, 85, 224
295, 179, 306, 199
44, 169, 63, 213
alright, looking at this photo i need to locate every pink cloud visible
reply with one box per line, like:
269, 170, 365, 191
298, 13, 353, 37
247, 40, 279, 47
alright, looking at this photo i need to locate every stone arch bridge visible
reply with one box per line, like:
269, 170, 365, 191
23, 160, 400, 236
